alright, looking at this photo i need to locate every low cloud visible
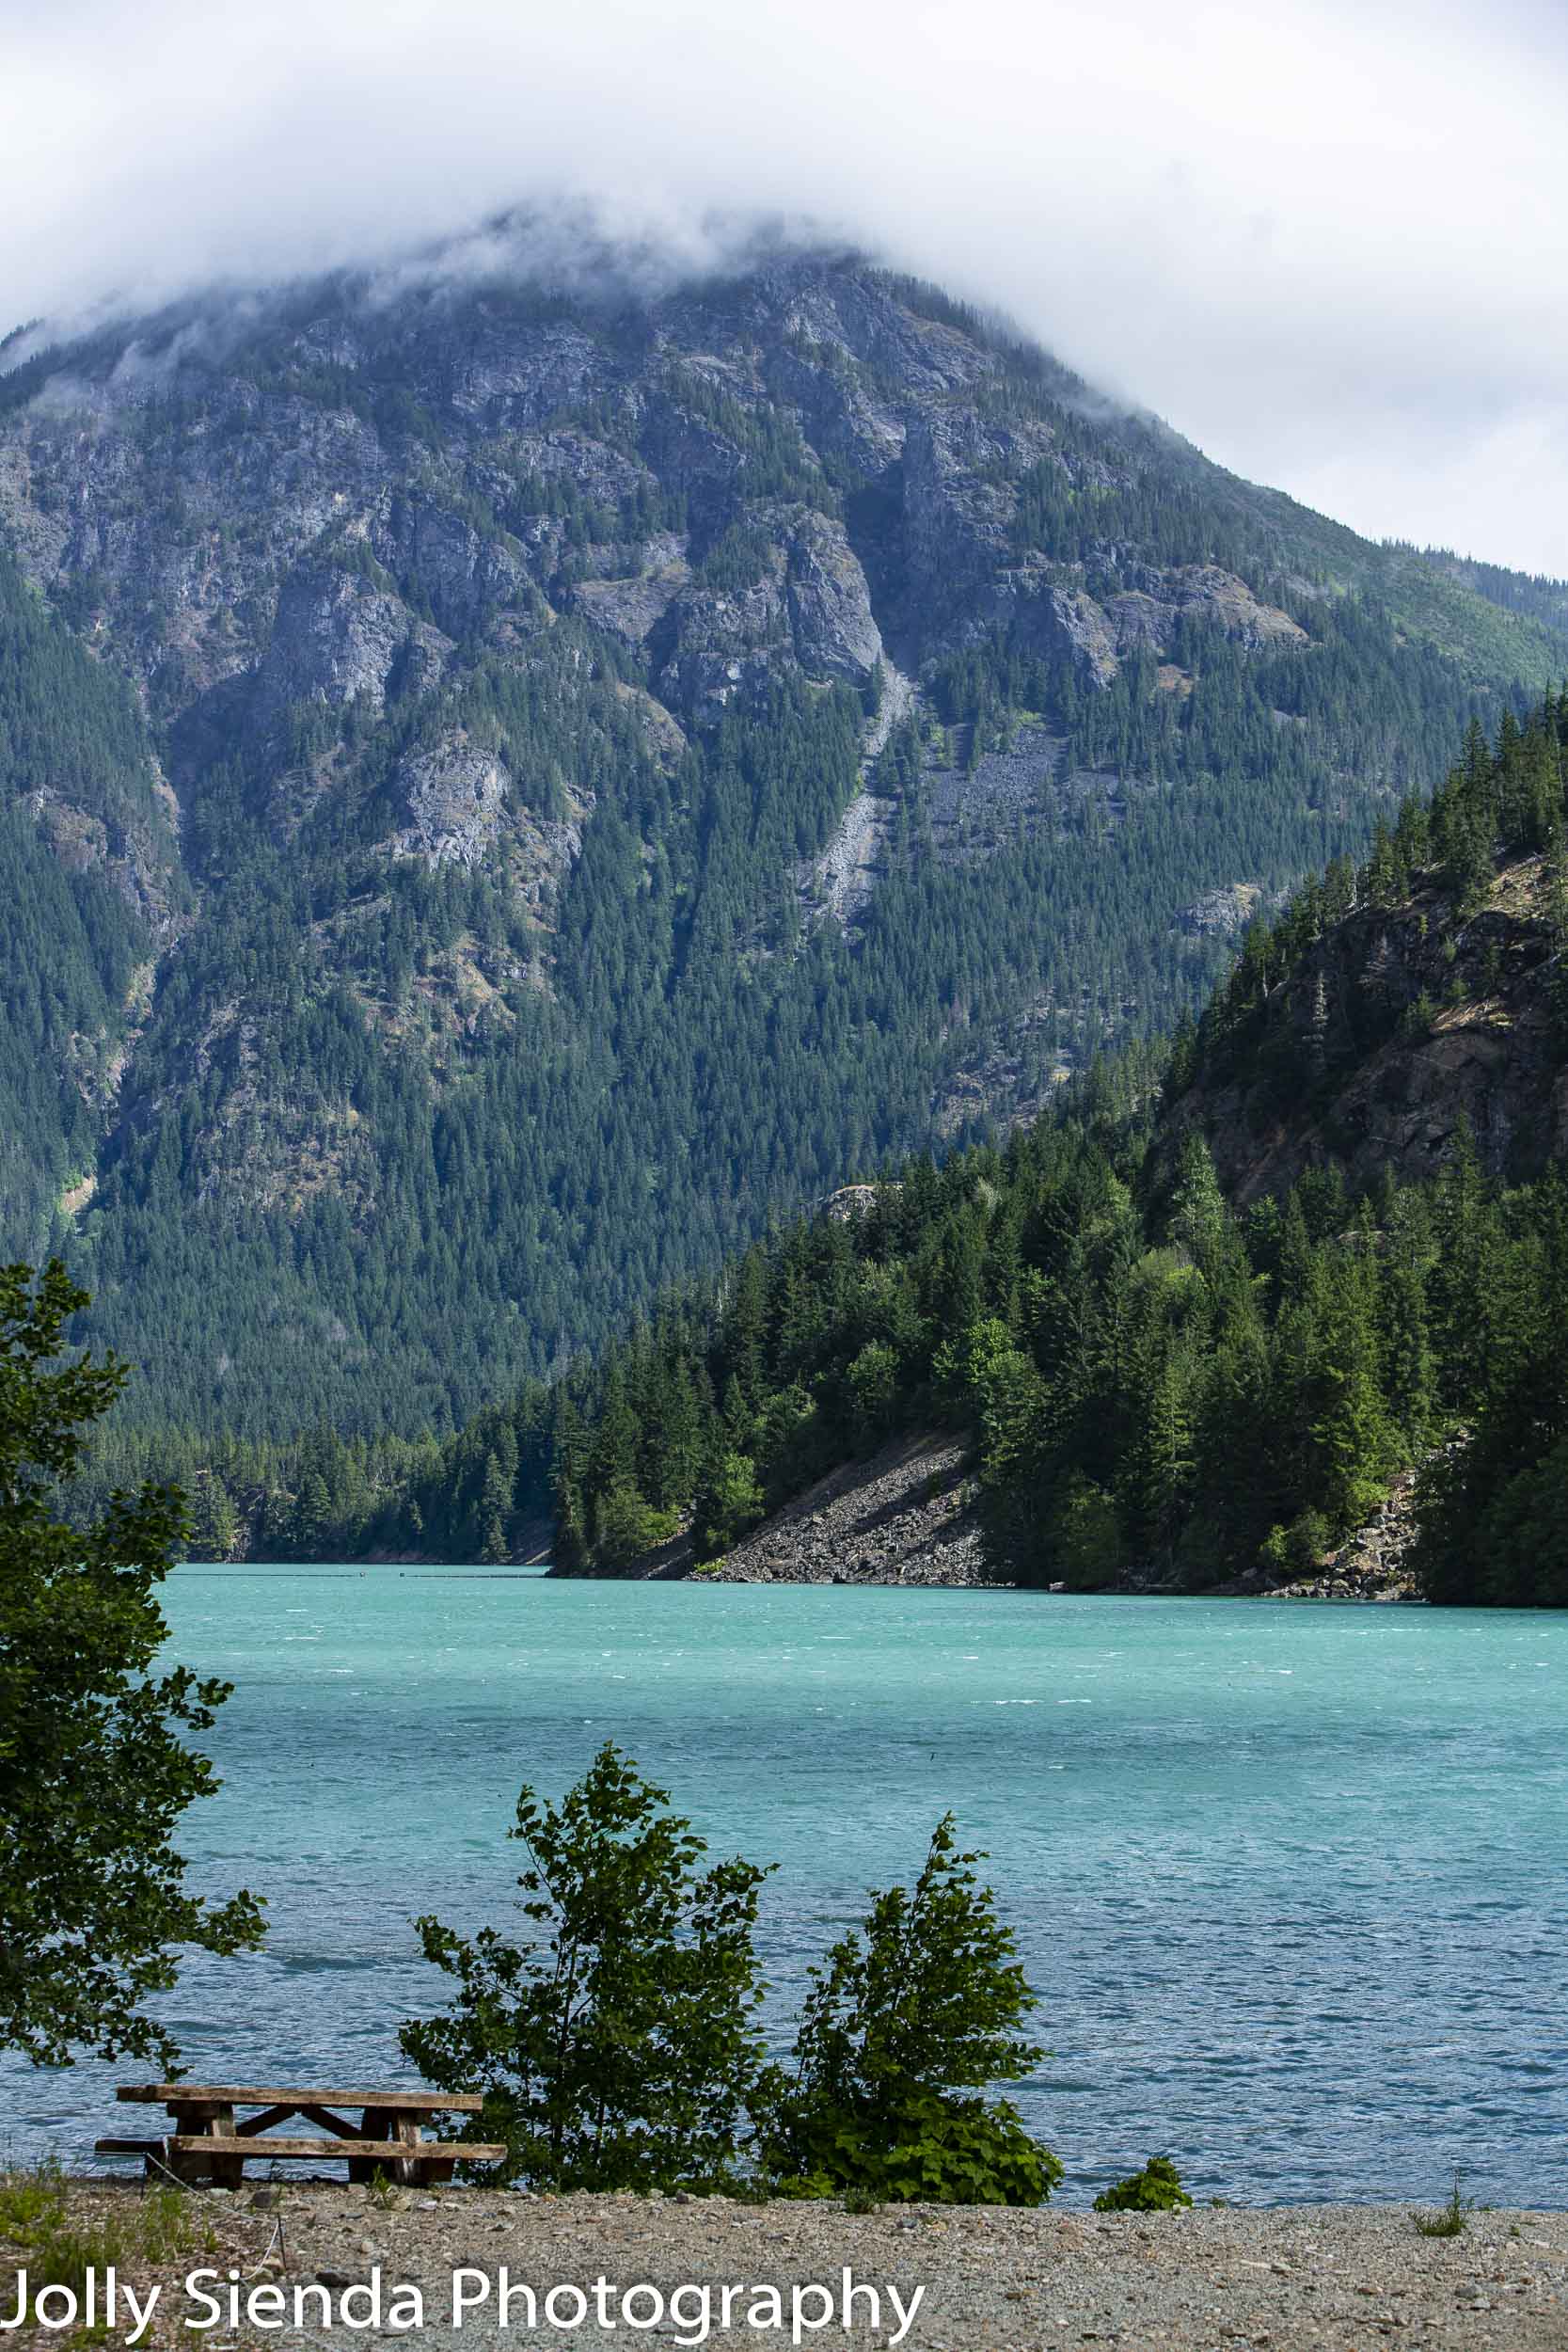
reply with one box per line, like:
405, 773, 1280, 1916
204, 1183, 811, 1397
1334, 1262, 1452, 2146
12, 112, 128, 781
4, 0, 1568, 573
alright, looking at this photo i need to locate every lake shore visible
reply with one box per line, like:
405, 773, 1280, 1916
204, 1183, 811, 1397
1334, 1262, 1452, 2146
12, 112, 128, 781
578, 1428, 1419, 1600
591, 1432, 996, 1587
9, 2179, 1565, 2347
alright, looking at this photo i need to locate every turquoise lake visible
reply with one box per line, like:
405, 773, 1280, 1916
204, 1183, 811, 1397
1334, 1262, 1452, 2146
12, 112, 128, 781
9, 1571, 1567, 2207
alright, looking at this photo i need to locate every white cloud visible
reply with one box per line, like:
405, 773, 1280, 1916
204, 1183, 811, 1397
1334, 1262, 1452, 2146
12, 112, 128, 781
3, 0, 1567, 572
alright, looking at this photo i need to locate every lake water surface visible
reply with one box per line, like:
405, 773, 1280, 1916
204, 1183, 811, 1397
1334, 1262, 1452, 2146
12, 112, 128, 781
9, 1571, 1566, 2206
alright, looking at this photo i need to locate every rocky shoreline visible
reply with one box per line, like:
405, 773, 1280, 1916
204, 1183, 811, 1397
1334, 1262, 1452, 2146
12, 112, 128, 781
582, 1430, 1424, 1601
1247, 1474, 1422, 1604
595, 1433, 995, 1588
8, 2179, 1564, 2347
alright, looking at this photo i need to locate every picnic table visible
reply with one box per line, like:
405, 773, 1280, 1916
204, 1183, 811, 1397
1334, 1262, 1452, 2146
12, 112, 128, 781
97, 2084, 505, 2186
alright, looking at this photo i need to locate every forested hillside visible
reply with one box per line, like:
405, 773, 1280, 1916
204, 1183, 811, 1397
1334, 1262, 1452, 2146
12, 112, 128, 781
5, 241, 1568, 1443
192, 695, 1566, 1604
0, 558, 180, 1243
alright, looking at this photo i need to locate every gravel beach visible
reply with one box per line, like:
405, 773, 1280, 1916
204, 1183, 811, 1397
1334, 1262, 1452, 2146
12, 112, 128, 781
8, 2181, 1566, 2350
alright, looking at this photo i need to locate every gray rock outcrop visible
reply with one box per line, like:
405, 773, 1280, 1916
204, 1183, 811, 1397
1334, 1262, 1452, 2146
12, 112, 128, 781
391, 744, 510, 868
249, 564, 450, 732
785, 514, 882, 680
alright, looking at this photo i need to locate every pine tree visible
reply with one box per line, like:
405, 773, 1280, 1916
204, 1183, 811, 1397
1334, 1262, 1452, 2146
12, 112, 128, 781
1307, 965, 1330, 1082
1120, 1340, 1196, 1563
479, 1450, 513, 1565
1307, 1255, 1398, 1529
1169, 1134, 1228, 1274
188, 1468, 244, 1561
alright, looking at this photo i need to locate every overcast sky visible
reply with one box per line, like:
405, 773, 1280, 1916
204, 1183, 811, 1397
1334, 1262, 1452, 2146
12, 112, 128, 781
5, 0, 1567, 575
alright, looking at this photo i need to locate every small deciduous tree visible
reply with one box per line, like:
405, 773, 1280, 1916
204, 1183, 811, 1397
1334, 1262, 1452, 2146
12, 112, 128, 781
592, 1482, 679, 1570
691, 1449, 764, 1562
761, 1816, 1061, 2206
401, 1744, 773, 2191
0, 1261, 264, 2064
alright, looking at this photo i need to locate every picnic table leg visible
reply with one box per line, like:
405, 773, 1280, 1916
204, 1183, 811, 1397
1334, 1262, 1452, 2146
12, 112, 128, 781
354, 2108, 421, 2186
169, 2102, 243, 2188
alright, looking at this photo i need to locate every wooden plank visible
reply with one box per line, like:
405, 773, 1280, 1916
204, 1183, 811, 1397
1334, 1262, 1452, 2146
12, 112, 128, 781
294, 2105, 378, 2139
187, 2101, 238, 2185
161, 2136, 506, 2161
234, 2104, 301, 2137
117, 2085, 483, 2111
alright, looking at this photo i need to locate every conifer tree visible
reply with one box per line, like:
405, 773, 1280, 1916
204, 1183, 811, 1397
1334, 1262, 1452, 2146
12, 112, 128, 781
0, 1261, 263, 2062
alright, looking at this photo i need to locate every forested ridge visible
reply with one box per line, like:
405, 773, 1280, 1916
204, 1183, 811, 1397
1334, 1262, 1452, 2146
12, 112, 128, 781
5, 245, 1568, 1451
72, 696, 1568, 1606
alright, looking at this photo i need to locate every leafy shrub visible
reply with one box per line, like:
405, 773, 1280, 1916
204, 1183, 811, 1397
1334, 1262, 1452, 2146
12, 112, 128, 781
1093, 2155, 1194, 2213
1260, 1509, 1333, 1580
402, 1745, 773, 2193
771, 2087, 1060, 2207
760, 1816, 1061, 2206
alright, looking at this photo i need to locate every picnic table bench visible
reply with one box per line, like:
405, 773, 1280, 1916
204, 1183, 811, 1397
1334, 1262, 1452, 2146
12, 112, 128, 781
97, 2085, 504, 2186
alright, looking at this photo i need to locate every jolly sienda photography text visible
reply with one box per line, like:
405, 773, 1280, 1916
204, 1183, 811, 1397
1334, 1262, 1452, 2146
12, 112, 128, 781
2, 2265, 927, 2348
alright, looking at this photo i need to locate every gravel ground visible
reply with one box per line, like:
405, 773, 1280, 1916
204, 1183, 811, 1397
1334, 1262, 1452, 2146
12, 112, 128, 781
10, 2181, 1567, 2350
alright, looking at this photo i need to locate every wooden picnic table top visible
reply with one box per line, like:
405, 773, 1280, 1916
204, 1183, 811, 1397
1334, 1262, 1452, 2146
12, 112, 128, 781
117, 2085, 484, 2112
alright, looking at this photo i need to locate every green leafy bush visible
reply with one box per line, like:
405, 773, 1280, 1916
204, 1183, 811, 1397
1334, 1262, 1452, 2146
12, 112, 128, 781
760, 1816, 1061, 2206
1093, 2155, 1194, 2212
772, 2087, 1060, 2207
402, 1744, 773, 2192
1260, 1509, 1333, 1580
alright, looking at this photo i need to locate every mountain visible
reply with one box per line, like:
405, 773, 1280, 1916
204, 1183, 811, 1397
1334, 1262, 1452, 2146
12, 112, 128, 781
380, 694, 1560, 1605
4, 242, 1567, 1442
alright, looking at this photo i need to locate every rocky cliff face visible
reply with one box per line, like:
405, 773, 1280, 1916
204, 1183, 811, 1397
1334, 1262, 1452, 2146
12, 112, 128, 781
1169, 850, 1568, 1201
5, 241, 1566, 1434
